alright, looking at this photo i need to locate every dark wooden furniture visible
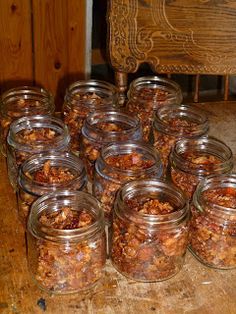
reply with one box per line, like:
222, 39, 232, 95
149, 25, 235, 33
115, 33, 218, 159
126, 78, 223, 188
107, 0, 236, 103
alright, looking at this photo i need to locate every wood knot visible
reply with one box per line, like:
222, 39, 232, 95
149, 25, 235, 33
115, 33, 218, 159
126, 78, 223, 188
54, 61, 61, 70
11, 3, 17, 12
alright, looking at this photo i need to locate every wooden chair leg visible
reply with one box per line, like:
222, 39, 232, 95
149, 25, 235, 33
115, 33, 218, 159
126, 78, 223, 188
115, 71, 128, 106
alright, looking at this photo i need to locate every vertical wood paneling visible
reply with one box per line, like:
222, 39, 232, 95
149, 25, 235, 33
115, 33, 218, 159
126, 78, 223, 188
32, 0, 87, 110
67, 0, 87, 80
0, 0, 33, 92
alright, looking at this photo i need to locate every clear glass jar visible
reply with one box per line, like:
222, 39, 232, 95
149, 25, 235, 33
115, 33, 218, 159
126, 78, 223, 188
111, 179, 189, 282
7, 115, 70, 189
0, 86, 55, 156
170, 137, 233, 199
80, 110, 142, 180
17, 152, 87, 227
189, 174, 236, 269
62, 80, 119, 154
27, 190, 106, 294
153, 104, 209, 175
126, 76, 183, 141
93, 141, 163, 223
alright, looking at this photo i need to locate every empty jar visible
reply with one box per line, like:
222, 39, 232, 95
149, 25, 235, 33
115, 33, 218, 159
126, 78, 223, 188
62, 80, 119, 154
153, 104, 209, 174
80, 110, 142, 180
0, 86, 54, 156
126, 76, 183, 141
7, 115, 70, 189
189, 174, 236, 269
93, 141, 163, 222
170, 137, 233, 199
27, 190, 106, 294
17, 152, 87, 226
111, 179, 190, 282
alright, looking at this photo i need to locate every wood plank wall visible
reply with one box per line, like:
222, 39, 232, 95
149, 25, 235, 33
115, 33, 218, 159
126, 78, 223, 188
0, 0, 88, 110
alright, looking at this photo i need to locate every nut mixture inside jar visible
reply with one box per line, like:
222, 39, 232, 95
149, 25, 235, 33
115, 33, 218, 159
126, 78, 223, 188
153, 104, 208, 174
27, 191, 106, 294
7, 115, 70, 189
81, 110, 142, 180
62, 80, 118, 153
93, 141, 163, 222
0, 86, 54, 156
126, 76, 183, 141
189, 175, 236, 269
111, 179, 189, 282
170, 137, 233, 199
18, 152, 87, 226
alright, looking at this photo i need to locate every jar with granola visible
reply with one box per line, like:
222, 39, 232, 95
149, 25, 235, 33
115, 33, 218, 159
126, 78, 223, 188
27, 190, 106, 294
7, 115, 70, 189
170, 137, 233, 199
93, 141, 163, 223
153, 104, 209, 175
111, 179, 189, 282
62, 80, 119, 154
0, 86, 54, 156
126, 76, 183, 141
17, 152, 87, 227
80, 110, 142, 180
189, 174, 236, 269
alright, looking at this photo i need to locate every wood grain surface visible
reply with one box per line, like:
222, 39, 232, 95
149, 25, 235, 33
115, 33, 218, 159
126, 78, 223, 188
0, 0, 33, 92
32, 0, 87, 109
0, 102, 236, 314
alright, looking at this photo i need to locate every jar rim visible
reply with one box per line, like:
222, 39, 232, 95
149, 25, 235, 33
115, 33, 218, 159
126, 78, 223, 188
82, 110, 142, 143
95, 141, 163, 183
64, 79, 118, 107
115, 179, 189, 226
7, 115, 70, 151
27, 190, 104, 242
0, 86, 54, 118
171, 136, 233, 176
18, 152, 87, 194
128, 75, 183, 103
193, 173, 236, 215
153, 103, 209, 137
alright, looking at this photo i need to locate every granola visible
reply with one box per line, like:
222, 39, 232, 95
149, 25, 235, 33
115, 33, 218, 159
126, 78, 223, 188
28, 206, 106, 293
111, 196, 189, 281
171, 153, 223, 199
189, 186, 236, 268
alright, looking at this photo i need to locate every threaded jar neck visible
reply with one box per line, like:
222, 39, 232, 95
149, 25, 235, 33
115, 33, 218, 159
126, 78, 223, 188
153, 103, 209, 137
18, 152, 87, 196
0, 86, 54, 118
64, 80, 118, 109
28, 190, 104, 243
7, 115, 70, 152
82, 110, 142, 143
171, 136, 233, 176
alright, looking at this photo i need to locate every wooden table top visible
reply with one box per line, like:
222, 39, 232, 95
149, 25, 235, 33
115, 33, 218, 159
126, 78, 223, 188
1, 101, 236, 314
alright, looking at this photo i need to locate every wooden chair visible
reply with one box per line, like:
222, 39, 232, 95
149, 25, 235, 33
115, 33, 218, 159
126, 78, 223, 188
107, 0, 236, 104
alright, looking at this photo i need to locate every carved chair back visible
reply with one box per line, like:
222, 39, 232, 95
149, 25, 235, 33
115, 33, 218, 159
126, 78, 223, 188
107, 0, 236, 103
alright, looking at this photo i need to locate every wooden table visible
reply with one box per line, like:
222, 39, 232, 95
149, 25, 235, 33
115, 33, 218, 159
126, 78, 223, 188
1, 102, 236, 314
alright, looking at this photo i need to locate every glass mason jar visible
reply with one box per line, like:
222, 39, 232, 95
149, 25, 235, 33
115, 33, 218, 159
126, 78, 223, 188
93, 141, 163, 223
111, 179, 190, 282
0, 86, 55, 156
126, 76, 183, 141
17, 152, 87, 227
7, 115, 70, 190
62, 80, 119, 154
27, 190, 106, 294
80, 110, 142, 180
153, 104, 209, 175
170, 137, 233, 199
189, 174, 236, 269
